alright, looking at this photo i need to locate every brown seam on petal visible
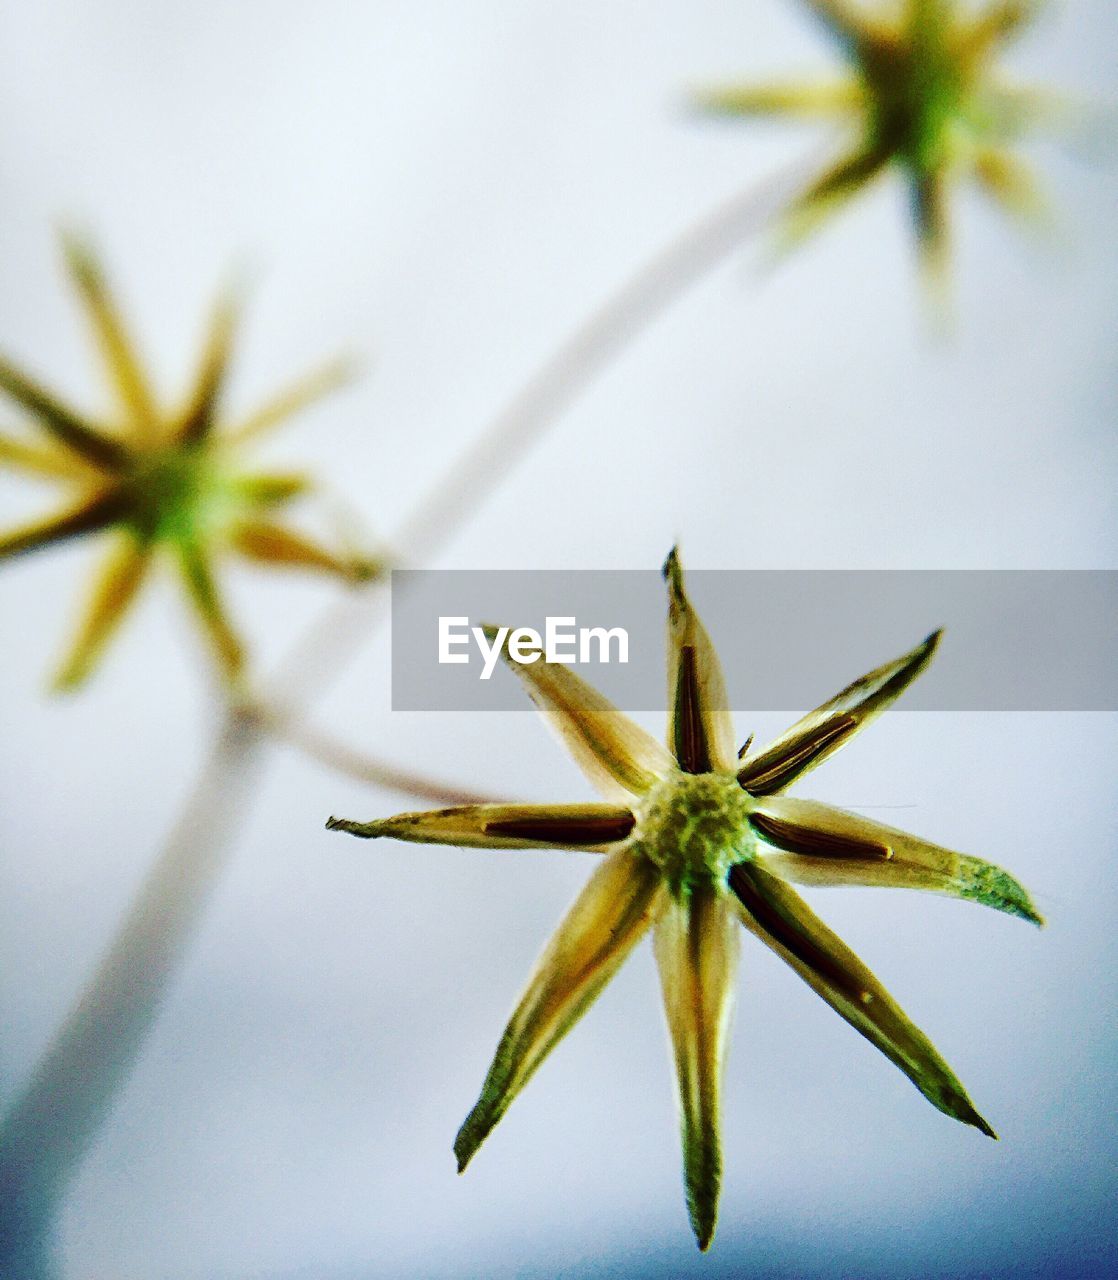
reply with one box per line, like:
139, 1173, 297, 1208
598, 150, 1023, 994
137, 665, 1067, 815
749, 812, 893, 862
728, 864, 869, 1003
0, 487, 130, 559
178, 401, 217, 446
484, 813, 636, 845
673, 645, 713, 774
0, 360, 130, 473
737, 716, 857, 795
850, 634, 940, 708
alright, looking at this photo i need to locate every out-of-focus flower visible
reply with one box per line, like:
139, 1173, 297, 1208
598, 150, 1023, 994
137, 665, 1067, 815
0, 236, 378, 690
328, 548, 1041, 1252
696, 0, 1054, 279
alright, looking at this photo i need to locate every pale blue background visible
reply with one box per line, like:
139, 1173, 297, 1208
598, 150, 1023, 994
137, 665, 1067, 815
0, 1, 1115, 1276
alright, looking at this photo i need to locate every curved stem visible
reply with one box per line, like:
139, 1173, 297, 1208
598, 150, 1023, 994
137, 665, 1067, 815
0, 712, 264, 1275
0, 157, 807, 1269
256, 701, 503, 806
270, 157, 814, 711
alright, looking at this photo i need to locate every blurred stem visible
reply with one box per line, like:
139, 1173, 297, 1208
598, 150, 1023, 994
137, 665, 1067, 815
0, 156, 810, 1271
267, 155, 816, 710
250, 700, 502, 805
0, 713, 264, 1277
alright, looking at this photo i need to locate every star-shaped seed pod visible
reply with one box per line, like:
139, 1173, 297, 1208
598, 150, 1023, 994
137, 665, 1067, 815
0, 237, 379, 690
328, 548, 1041, 1252
696, 0, 1052, 278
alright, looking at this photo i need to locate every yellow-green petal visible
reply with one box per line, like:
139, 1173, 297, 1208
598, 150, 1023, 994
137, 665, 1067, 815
0, 358, 127, 472
750, 796, 1043, 925
696, 79, 863, 120
53, 534, 152, 691
175, 287, 239, 445
738, 630, 941, 796
663, 547, 736, 774
175, 540, 244, 680
913, 167, 950, 287
61, 233, 159, 439
224, 356, 355, 447
728, 859, 996, 1137
0, 432, 90, 481
326, 802, 636, 852
0, 489, 127, 561
230, 519, 375, 582
488, 623, 672, 802
231, 472, 312, 506
972, 147, 1048, 225
910, 0, 951, 38
960, 1, 1039, 63
781, 145, 892, 248
654, 884, 740, 1252
455, 847, 665, 1171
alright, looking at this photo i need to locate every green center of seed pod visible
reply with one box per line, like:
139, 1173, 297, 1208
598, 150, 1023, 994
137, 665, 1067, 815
635, 771, 757, 896
124, 444, 233, 543
865, 36, 968, 172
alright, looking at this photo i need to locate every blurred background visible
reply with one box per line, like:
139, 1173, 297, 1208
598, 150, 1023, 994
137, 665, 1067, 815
0, 1, 1115, 1276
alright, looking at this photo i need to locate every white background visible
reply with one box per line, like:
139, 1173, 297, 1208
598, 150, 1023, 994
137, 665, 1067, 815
0, 1, 1115, 1276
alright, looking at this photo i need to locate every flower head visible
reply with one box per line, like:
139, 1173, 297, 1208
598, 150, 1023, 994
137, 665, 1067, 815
697, 0, 1053, 279
0, 236, 378, 689
328, 548, 1041, 1252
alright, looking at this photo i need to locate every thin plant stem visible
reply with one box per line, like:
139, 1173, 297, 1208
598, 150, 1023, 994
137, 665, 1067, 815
0, 156, 812, 1271
0, 708, 499, 1274
269, 155, 816, 712
256, 702, 503, 806
0, 713, 263, 1276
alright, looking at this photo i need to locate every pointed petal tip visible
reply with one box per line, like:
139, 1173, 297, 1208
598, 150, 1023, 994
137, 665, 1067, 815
214, 266, 250, 312
963, 865, 1045, 927
324, 351, 364, 385
688, 1202, 717, 1252
58, 227, 97, 276
348, 555, 384, 585
973, 1112, 999, 1141
903, 626, 943, 673
221, 652, 248, 688
324, 815, 383, 837
453, 1114, 486, 1174
687, 1197, 718, 1252
51, 636, 102, 694
50, 668, 87, 696
661, 545, 682, 586
953, 1093, 997, 1140
937, 1077, 999, 1145
662, 546, 689, 617
1012, 888, 1045, 928
1018, 885, 1046, 927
